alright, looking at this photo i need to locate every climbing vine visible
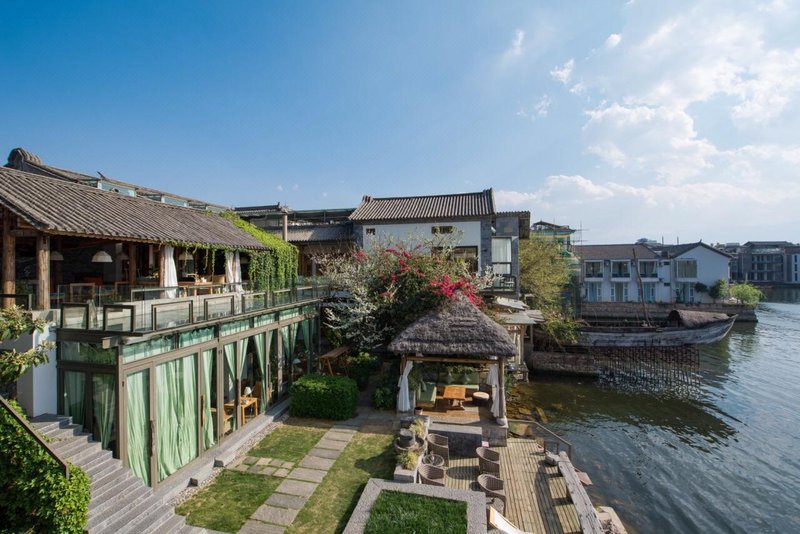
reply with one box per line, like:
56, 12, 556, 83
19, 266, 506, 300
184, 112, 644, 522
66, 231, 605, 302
220, 212, 298, 291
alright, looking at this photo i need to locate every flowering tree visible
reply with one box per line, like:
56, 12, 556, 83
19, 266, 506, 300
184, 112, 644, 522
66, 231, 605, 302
316, 236, 493, 352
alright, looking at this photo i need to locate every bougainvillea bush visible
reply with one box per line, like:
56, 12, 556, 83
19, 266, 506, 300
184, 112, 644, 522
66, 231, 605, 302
316, 236, 493, 352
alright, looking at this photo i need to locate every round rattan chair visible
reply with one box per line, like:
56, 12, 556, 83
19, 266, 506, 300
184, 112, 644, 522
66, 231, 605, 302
477, 474, 506, 507
418, 464, 446, 487
476, 446, 501, 476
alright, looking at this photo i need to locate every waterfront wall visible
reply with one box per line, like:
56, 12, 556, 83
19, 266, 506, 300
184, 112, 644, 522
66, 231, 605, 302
580, 302, 757, 322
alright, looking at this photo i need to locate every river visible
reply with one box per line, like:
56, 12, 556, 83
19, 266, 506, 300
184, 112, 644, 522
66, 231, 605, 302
521, 289, 800, 533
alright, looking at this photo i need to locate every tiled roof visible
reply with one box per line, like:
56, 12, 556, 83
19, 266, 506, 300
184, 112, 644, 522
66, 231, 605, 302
349, 189, 495, 222
6, 148, 228, 210
573, 244, 658, 260
0, 166, 266, 249
282, 224, 354, 243
653, 242, 731, 259
532, 220, 575, 232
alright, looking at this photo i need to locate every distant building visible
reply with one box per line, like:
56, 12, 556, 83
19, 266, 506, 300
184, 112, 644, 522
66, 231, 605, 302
574, 241, 730, 304
720, 241, 800, 284
530, 221, 575, 250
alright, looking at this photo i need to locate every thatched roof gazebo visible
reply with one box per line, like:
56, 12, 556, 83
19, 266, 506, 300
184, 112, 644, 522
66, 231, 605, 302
388, 296, 517, 424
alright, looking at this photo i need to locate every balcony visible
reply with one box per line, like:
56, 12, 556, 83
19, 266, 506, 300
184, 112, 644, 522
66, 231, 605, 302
489, 274, 517, 293
58, 280, 330, 334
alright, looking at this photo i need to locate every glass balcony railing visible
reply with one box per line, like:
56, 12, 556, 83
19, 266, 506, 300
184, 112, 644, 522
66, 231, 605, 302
59, 280, 330, 334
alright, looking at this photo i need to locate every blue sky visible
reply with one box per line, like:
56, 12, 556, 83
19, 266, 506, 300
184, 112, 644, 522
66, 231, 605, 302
2, 1, 798, 244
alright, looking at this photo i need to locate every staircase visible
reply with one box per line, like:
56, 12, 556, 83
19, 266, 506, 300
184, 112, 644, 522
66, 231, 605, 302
30, 414, 211, 534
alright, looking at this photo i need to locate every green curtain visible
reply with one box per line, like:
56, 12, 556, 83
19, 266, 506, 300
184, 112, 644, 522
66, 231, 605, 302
202, 349, 215, 449
253, 333, 267, 413
300, 319, 311, 373
238, 338, 248, 421
156, 355, 198, 482
223, 343, 237, 431
92, 374, 116, 449
126, 370, 150, 486
64, 371, 85, 427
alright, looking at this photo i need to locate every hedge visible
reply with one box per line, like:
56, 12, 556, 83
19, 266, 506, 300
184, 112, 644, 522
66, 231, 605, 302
347, 352, 380, 391
0, 400, 90, 533
289, 374, 358, 420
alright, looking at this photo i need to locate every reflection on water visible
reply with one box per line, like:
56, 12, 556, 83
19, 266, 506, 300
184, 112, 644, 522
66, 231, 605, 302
519, 298, 800, 534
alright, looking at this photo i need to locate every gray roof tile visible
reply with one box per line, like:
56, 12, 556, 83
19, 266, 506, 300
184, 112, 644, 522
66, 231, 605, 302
0, 166, 265, 249
349, 189, 495, 222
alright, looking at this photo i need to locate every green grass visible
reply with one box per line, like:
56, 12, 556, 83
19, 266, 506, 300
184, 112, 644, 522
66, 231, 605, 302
176, 471, 281, 533
364, 491, 467, 534
288, 430, 395, 534
248, 419, 332, 462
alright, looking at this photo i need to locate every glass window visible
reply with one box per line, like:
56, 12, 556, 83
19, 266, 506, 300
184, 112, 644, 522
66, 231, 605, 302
638, 260, 658, 278
179, 327, 216, 348
611, 261, 630, 278
126, 369, 150, 486
585, 261, 603, 278
676, 260, 698, 278
61, 342, 116, 365
122, 336, 175, 364
492, 238, 512, 275
156, 354, 198, 482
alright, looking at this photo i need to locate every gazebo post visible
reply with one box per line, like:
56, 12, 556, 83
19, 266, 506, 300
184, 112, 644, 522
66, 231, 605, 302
497, 355, 507, 426
35, 232, 50, 310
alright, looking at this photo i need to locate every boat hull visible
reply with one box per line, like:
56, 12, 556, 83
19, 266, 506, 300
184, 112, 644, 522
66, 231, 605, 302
577, 316, 736, 347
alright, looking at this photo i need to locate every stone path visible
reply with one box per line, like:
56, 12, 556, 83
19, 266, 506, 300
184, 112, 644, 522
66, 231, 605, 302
237, 423, 360, 534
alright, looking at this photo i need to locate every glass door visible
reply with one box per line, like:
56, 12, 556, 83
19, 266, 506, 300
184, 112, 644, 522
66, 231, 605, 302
126, 369, 151, 486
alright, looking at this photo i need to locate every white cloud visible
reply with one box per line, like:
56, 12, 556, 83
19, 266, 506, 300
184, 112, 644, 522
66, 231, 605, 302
510, 29, 525, 56
276, 185, 284, 191
550, 59, 574, 84
605, 33, 622, 49
517, 94, 552, 120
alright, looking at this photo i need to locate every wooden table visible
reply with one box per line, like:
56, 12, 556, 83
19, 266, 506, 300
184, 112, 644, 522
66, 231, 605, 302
442, 385, 467, 410
224, 396, 259, 424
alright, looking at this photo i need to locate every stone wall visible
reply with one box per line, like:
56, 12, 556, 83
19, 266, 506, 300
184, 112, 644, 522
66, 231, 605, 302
580, 301, 757, 322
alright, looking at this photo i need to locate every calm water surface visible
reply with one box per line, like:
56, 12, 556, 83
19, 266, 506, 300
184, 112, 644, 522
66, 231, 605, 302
525, 289, 800, 533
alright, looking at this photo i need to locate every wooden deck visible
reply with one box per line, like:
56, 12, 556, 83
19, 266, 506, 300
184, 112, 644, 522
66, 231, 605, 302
446, 438, 581, 534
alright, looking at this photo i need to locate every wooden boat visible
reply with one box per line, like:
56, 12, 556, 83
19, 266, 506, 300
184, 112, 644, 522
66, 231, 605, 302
576, 310, 737, 347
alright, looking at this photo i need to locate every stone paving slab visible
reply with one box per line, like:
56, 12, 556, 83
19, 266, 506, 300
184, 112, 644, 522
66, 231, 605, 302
275, 479, 318, 497
316, 438, 348, 451
248, 465, 264, 474
233, 463, 250, 472
239, 519, 285, 534
252, 504, 299, 526
243, 456, 258, 465
256, 457, 273, 466
267, 493, 308, 510
270, 459, 285, 467
331, 425, 358, 433
309, 447, 342, 460
323, 431, 355, 442
287, 467, 326, 483
299, 455, 335, 471
261, 466, 276, 476
274, 468, 290, 477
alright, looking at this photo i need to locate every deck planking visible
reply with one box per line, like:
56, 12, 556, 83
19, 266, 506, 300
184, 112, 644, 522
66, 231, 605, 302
445, 438, 581, 534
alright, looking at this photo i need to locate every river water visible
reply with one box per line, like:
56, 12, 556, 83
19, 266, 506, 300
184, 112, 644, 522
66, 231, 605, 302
522, 289, 800, 533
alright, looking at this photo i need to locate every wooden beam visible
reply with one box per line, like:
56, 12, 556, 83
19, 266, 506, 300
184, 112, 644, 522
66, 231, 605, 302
404, 356, 497, 365
558, 451, 604, 534
2, 209, 15, 308
36, 233, 50, 310
127, 243, 137, 285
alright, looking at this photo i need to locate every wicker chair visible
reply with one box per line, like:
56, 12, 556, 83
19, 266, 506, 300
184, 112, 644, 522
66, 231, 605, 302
418, 464, 446, 487
477, 474, 506, 508
426, 433, 449, 467
476, 446, 501, 475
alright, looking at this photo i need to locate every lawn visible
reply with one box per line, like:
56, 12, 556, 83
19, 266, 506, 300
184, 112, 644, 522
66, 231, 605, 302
176, 419, 331, 532
288, 430, 395, 534
176, 471, 281, 533
247, 418, 332, 462
364, 491, 467, 534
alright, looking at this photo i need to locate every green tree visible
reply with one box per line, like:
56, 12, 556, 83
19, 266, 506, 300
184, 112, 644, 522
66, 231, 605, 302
709, 279, 728, 302
518, 236, 572, 311
729, 282, 764, 306
0, 306, 54, 388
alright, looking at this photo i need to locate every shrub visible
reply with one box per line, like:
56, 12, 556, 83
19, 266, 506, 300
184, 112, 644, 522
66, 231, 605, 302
290, 374, 358, 420
372, 361, 399, 410
409, 419, 426, 438
0, 400, 90, 533
397, 450, 420, 470
347, 352, 380, 391
730, 282, 763, 306
709, 279, 728, 301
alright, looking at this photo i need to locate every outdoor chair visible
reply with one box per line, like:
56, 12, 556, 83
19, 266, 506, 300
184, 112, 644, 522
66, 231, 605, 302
418, 464, 446, 487
478, 474, 506, 508
426, 433, 449, 467
476, 446, 501, 476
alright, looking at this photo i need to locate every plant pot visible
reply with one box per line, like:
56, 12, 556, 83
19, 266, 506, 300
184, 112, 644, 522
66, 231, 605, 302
422, 453, 445, 468
414, 406, 423, 415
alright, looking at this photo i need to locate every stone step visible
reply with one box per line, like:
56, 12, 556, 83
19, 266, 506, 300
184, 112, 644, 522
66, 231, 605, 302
87, 484, 154, 532
102, 493, 164, 534
90, 476, 146, 517
91, 465, 132, 497
43, 424, 84, 440
146, 512, 186, 534
30, 414, 72, 435
50, 432, 92, 456
120, 502, 176, 534
78, 448, 113, 473
64, 440, 105, 464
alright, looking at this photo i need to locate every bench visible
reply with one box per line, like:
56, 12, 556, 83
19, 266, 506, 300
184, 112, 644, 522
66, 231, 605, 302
319, 345, 350, 375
